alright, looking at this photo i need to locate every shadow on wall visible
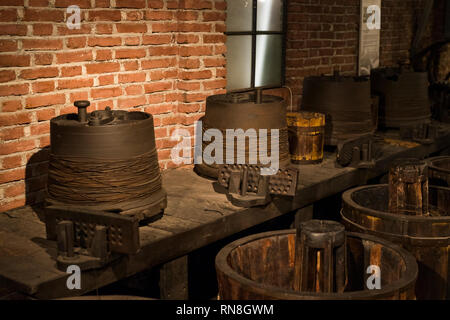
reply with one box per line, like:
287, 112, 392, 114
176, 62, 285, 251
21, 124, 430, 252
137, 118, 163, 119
25, 147, 49, 217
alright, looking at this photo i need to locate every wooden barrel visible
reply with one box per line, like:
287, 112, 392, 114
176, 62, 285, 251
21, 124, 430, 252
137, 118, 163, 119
341, 184, 450, 299
215, 229, 417, 300
427, 156, 450, 187
286, 111, 325, 164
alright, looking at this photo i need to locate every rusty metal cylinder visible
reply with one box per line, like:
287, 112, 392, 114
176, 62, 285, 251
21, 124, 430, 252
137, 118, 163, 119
46, 101, 167, 221
216, 229, 417, 300
301, 74, 376, 146
371, 67, 431, 128
341, 184, 450, 299
194, 92, 291, 179
286, 111, 325, 164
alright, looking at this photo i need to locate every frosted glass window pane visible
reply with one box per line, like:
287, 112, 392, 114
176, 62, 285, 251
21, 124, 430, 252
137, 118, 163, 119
257, 0, 283, 31
226, 0, 253, 32
226, 36, 252, 90
255, 35, 282, 87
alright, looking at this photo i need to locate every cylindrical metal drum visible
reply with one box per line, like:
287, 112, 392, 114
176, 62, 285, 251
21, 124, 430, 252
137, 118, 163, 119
194, 92, 291, 179
427, 156, 450, 187
341, 184, 450, 299
216, 229, 418, 300
46, 101, 167, 221
286, 111, 325, 164
301, 74, 376, 146
371, 67, 431, 128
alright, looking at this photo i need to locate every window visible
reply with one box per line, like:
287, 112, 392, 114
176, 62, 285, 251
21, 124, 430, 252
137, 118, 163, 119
225, 0, 286, 91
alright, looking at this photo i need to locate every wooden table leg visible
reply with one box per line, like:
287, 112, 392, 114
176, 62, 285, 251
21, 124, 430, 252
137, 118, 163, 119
159, 255, 188, 300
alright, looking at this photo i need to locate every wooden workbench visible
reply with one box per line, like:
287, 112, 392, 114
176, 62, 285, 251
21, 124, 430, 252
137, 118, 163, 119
1, 125, 450, 299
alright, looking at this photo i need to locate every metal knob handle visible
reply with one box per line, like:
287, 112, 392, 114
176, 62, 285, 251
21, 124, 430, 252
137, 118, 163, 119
74, 100, 90, 123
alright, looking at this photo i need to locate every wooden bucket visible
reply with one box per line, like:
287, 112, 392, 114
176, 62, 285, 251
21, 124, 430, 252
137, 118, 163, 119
286, 111, 325, 164
215, 229, 417, 300
342, 184, 450, 299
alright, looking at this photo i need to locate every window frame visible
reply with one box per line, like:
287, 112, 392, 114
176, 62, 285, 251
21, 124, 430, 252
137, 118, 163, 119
225, 0, 287, 92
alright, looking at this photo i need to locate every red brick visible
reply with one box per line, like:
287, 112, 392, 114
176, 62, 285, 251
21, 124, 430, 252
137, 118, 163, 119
145, 104, 173, 114
2, 0, 24, 5
57, 24, 92, 35
35, 108, 55, 121
0, 113, 32, 126
0, 84, 29, 97
183, 92, 206, 102
145, 10, 173, 20
178, 23, 212, 32
118, 72, 146, 83
22, 39, 63, 51
34, 53, 53, 65
203, 79, 227, 90
178, 103, 200, 113
32, 23, 53, 36
56, 50, 93, 63
54, 0, 91, 8
98, 75, 115, 86
180, 0, 212, 9
0, 168, 26, 184
144, 81, 172, 93
0, 140, 35, 156
147, 94, 165, 104
179, 46, 213, 56
29, 0, 50, 6
202, 11, 226, 21
177, 81, 200, 91
177, 34, 199, 44
91, 87, 122, 99
4, 183, 25, 198
179, 58, 200, 69
66, 37, 86, 49
57, 78, 93, 90
180, 70, 212, 80
2, 100, 22, 112
26, 93, 65, 108
0, 70, 16, 83
123, 61, 139, 71
0, 198, 27, 213
215, 1, 226, 10
203, 57, 225, 67
39, 135, 50, 147
1, 155, 23, 170
203, 34, 226, 43
141, 57, 177, 69
32, 80, 55, 93
118, 96, 147, 108
69, 91, 88, 103
125, 84, 144, 95
61, 66, 82, 77
88, 37, 122, 47
0, 55, 30, 67
116, 23, 147, 33
0, 40, 17, 52
175, 11, 198, 21
124, 36, 140, 46
214, 44, 226, 54
96, 23, 113, 34
30, 122, 50, 136
20, 67, 59, 80
89, 10, 121, 21
215, 22, 226, 33
115, 0, 146, 8
23, 9, 65, 22
148, 0, 164, 8
96, 49, 113, 61
0, 127, 24, 141
86, 62, 120, 74
142, 34, 173, 45
0, 25, 27, 36
0, 9, 18, 22
148, 46, 178, 56
151, 22, 178, 33
115, 48, 147, 59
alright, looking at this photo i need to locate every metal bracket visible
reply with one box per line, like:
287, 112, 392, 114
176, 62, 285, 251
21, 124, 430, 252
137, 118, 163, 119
217, 164, 298, 207
336, 134, 377, 168
45, 204, 140, 271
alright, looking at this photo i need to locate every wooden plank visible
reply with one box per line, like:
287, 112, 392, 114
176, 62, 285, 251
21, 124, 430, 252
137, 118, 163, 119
159, 255, 188, 300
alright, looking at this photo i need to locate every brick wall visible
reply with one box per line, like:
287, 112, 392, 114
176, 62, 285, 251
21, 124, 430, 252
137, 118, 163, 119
285, 0, 445, 108
0, 0, 226, 212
